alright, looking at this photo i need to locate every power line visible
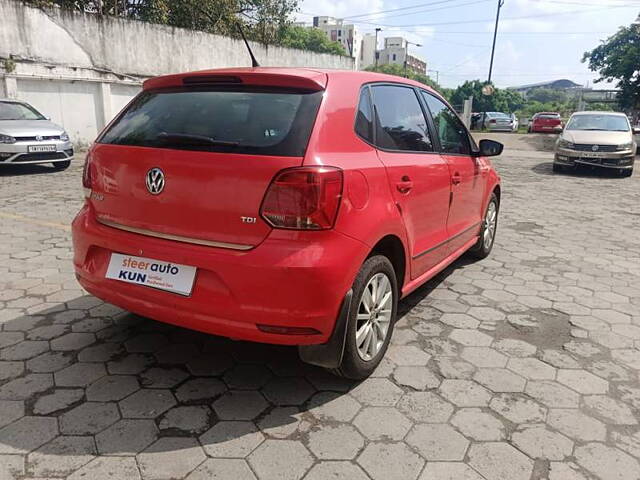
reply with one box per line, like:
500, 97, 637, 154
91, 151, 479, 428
342, 0, 462, 20
342, 0, 492, 22
340, 3, 639, 28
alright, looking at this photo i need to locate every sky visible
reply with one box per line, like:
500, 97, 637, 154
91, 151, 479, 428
296, 0, 640, 89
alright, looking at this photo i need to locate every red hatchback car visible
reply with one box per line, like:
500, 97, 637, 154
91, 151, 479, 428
529, 112, 563, 133
72, 68, 503, 379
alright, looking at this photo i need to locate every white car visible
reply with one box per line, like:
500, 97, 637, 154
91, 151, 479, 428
554, 111, 638, 177
0, 99, 74, 170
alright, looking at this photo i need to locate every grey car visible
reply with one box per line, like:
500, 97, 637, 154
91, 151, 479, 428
0, 99, 74, 170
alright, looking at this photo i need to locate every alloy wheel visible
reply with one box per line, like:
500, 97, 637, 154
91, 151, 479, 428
355, 272, 393, 361
483, 201, 497, 250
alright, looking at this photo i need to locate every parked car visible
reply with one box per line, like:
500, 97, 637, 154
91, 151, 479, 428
72, 68, 503, 379
554, 111, 638, 176
0, 99, 74, 169
528, 112, 563, 133
483, 112, 517, 132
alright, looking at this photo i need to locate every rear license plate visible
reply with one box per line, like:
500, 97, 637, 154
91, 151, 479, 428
105, 253, 196, 296
28, 145, 57, 153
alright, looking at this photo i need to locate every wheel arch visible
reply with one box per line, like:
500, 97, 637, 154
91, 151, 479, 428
368, 234, 407, 293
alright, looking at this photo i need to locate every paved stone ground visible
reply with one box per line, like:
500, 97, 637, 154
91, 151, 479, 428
0, 143, 639, 480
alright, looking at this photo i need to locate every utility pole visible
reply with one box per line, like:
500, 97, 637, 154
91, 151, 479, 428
374, 28, 382, 67
404, 40, 422, 78
487, 0, 505, 85
427, 70, 440, 84
482, 0, 504, 130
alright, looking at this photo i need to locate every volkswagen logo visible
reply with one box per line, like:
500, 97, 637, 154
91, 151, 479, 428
145, 168, 165, 195
592, 145, 599, 152
35, 135, 43, 141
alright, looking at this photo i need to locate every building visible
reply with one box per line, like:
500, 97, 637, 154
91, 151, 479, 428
508, 79, 583, 97
313, 16, 362, 69
378, 37, 427, 75
360, 33, 377, 70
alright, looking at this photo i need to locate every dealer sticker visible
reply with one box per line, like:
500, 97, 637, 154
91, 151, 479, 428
106, 253, 196, 296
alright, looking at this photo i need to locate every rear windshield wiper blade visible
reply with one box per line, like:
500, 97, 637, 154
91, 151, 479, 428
155, 132, 239, 147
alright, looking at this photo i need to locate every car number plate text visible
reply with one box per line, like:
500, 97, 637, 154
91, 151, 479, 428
105, 253, 196, 296
28, 145, 57, 153
581, 152, 602, 158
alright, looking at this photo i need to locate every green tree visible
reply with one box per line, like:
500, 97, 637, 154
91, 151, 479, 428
583, 23, 640, 110
364, 64, 443, 93
25, 0, 299, 45
449, 80, 524, 113
280, 26, 347, 55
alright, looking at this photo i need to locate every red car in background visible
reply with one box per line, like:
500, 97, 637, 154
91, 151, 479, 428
72, 67, 503, 379
529, 112, 563, 133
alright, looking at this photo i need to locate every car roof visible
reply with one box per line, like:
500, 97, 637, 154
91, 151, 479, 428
143, 67, 437, 95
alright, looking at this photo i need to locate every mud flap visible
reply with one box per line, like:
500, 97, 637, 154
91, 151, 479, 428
297, 289, 353, 369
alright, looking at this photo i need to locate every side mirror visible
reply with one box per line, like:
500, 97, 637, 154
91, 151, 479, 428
476, 139, 503, 157
633, 127, 640, 135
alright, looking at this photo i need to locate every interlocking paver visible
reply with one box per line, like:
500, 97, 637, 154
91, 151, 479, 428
357, 442, 424, 480
59, 402, 120, 435
3, 151, 640, 479
248, 440, 314, 480
27, 435, 96, 477
137, 437, 206, 480
406, 423, 469, 460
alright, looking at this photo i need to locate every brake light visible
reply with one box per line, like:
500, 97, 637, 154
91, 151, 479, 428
82, 154, 94, 199
489, 119, 496, 124
260, 166, 343, 230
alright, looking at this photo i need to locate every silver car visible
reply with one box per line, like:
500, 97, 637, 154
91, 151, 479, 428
0, 99, 74, 170
554, 111, 638, 177
484, 112, 517, 132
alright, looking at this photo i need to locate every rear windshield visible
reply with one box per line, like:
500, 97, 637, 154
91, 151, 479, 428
537, 114, 560, 119
98, 87, 323, 156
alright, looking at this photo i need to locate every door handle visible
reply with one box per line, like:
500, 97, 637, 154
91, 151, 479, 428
452, 173, 462, 185
396, 176, 413, 194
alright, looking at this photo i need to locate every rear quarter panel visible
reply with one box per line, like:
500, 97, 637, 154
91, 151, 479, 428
303, 73, 411, 283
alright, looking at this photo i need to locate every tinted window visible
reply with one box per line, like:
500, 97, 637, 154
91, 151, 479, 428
99, 87, 323, 157
371, 85, 433, 152
421, 92, 470, 155
355, 88, 374, 142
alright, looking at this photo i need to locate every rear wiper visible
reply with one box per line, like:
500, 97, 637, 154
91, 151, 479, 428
155, 132, 239, 147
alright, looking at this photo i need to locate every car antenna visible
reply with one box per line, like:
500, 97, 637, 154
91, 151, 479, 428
236, 22, 260, 68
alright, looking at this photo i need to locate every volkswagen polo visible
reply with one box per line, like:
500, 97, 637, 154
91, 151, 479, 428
72, 68, 502, 379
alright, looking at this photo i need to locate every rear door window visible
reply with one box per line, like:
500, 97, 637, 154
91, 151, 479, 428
370, 85, 433, 152
421, 92, 471, 155
99, 87, 323, 157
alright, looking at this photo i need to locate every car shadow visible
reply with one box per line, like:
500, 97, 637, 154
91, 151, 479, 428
531, 161, 627, 178
0, 164, 64, 177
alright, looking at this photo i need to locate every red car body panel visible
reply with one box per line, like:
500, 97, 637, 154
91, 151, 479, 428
72, 68, 500, 345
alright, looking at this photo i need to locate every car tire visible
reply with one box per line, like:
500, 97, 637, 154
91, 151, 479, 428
620, 169, 633, 178
552, 163, 565, 173
469, 193, 499, 260
52, 160, 71, 171
332, 255, 397, 380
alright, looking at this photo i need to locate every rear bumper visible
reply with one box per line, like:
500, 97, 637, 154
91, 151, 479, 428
71, 205, 367, 345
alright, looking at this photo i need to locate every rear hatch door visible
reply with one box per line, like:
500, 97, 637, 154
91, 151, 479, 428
90, 74, 325, 249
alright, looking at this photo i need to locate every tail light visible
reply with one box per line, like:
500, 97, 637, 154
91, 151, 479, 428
82, 154, 94, 199
489, 119, 497, 124
260, 166, 343, 230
